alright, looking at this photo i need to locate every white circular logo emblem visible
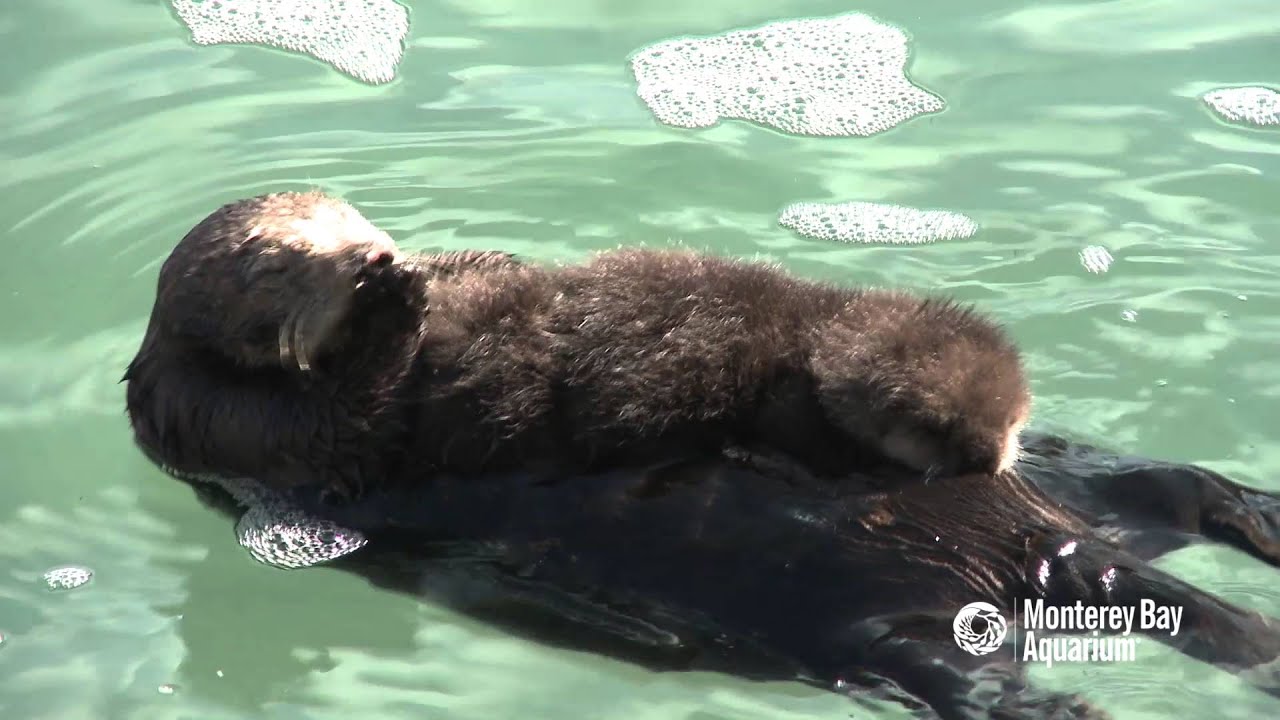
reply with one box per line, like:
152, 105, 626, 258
953, 601, 1007, 656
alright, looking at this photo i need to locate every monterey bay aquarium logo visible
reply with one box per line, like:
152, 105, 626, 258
953, 599, 1184, 667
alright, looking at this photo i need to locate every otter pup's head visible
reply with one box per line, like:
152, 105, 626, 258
879, 397, 1030, 480
872, 298, 1033, 479
151, 191, 405, 372
818, 293, 1032, 481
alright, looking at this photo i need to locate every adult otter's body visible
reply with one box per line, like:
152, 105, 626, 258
259, 442, 1280, 720
124, 191, 1029, 499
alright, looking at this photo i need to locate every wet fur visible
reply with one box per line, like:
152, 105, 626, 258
175, 432, 1280, 720
124, 193, 1029, 498
125, 194, 1280, 718
408, 250, 1030, 481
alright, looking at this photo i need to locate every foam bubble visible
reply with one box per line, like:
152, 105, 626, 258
1202, 87, 1280, 127
234, 501, 368, 570
163, 466, 367, 570
629, 13, 943, 136
168, 0, 410, 85
778, 201, 977, 244
1080, 245, 1114, 274
42, 565, 93, 591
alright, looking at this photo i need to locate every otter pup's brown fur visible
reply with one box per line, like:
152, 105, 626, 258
124, 191, 1031, 498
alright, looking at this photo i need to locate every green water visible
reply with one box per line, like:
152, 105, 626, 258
2, 0, 1279, 717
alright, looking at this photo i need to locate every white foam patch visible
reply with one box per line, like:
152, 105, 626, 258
42, 565, 93, 591
778, 201, 977, 244
629, 13, 944, 137
234, 502, 368, 570
1080, 245, 1114, 274
163, 466, 367, 570
168, 0, 410, 85
1202, 87, 1280, 127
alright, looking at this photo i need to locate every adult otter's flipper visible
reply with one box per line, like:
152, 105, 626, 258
1021, 527, 1280, 691
821, 518, 1280, 718
1018, 433, 1280, 566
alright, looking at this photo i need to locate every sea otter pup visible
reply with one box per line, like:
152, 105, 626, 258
123, 191, 1031, 499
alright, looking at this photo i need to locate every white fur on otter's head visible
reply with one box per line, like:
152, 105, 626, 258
151, 190, 404, 373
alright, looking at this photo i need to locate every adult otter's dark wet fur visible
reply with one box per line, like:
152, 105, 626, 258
124, 191, 1029, 500
172, 431, 1280, 720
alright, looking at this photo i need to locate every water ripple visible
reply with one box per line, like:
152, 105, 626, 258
3, 1, 1280, 718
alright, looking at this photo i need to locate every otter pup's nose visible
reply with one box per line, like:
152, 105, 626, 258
365, 247, 395, 267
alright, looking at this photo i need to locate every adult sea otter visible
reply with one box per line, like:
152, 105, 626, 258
123, 192, 1280, 719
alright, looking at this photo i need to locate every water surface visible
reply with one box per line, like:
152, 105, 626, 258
2, 1, 1279, 718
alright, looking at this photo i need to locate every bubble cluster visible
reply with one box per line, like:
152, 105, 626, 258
163, 466, 367, 570
1202, 86, 1280, 127
778, 201, 977, 244
168, 0, 410, 85
234, 501, 368, 570
42, 565, 93, 591
629, 13, 944, 137
1080, 245, 1114, 274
